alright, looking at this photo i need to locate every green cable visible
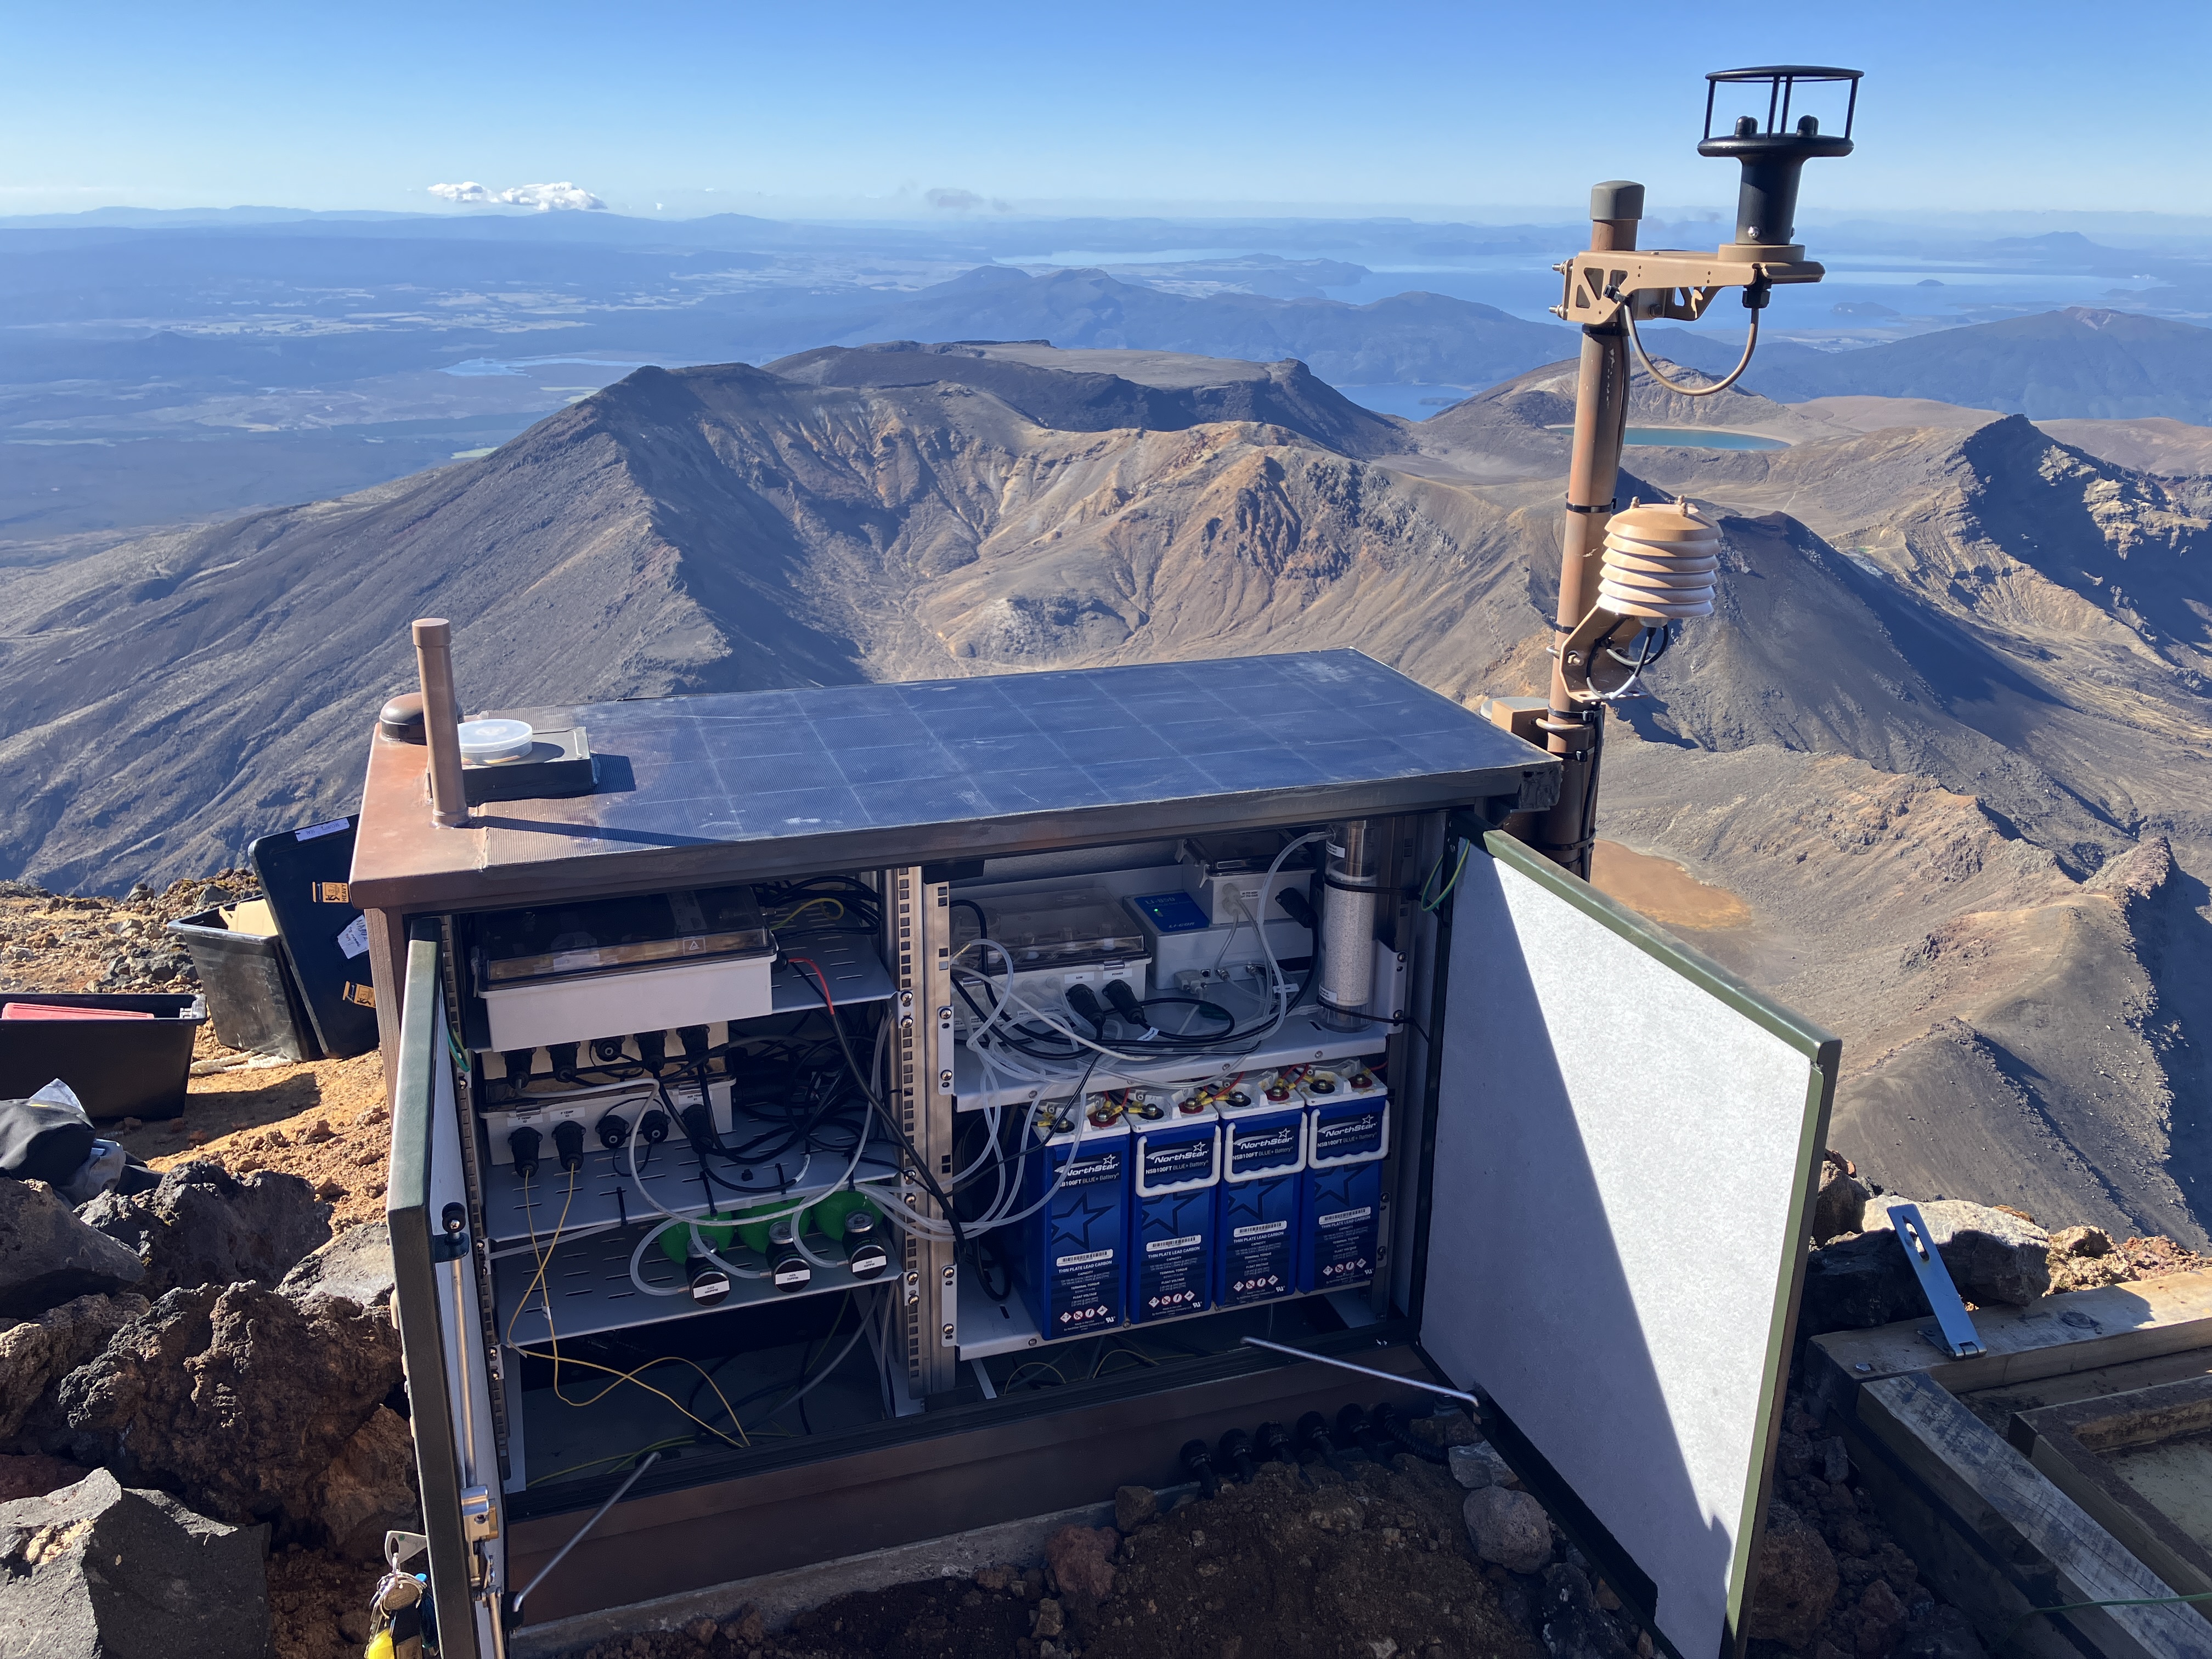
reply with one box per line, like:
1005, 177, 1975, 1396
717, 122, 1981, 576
2001, 1588, 2212, 1648
1420, 839, 1471, 912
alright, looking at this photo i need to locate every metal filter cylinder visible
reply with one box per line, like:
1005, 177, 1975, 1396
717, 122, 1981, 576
1318, 820, 1379, 1031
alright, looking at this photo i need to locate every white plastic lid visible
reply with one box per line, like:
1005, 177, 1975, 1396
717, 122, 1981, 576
456, 718, 535, 763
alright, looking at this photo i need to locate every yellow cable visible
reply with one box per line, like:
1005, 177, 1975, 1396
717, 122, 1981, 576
526, 1435, 693, 1489
509, 1169, 753, 1449
768, 896, 844, 930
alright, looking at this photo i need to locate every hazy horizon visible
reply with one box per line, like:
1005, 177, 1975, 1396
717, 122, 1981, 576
8, 0, 2207, 222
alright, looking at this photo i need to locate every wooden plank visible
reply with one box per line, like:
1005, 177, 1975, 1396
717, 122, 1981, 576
1811, 1269, 2212, 1407
1858, 1373, 2212, 1659
2011, 1376, 2212, 1607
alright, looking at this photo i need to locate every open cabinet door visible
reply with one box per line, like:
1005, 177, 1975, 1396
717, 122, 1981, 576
388, 922, 506, 1658
1421, 832, 1838, 1659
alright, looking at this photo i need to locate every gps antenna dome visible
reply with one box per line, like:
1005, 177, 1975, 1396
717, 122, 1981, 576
1698, 66, 1861, 255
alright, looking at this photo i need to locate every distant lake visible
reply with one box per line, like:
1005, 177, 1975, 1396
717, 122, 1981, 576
1333, 383, 1476, 420
1548, 424, 1788, 451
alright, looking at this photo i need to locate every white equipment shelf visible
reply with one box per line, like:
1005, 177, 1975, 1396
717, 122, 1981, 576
952, 983, 1390, 1114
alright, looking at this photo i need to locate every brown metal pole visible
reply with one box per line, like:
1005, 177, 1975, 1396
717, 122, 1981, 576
412, 618, 471, 828
1528, 180, 1641, 880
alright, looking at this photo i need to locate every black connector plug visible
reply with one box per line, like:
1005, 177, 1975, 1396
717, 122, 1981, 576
507, 1127, 542, 1179
1064, 983, 1105, 1035
500, 1049, 537, 1090
1219, 1427, 1257, 1483
547, 1043, 579, 1081
687, 1259, 731, 1306
1276, 886, 1316, 931
595, 1112, 631, 1150
1256, 1420, 1309, 1486
1103, 980, 1146, 1027
551, 1120, 585, 1173
678, 1102, 716, 1147
1338, 1402, 1392, 1463
1179, 1437, 1220, 1499
677, 1025, 711, 1060
637, 1109, 671, 1145
634, 1030, 667, 1070
592, 1037, 627, 1064
842, 1208, 889, 1278
1297, 1410, 1353, 1478
766, 1217, 810, 1293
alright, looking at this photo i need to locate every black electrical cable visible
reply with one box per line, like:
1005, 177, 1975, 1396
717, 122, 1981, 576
950, 898, 989, 938
788, 957, 967, 1255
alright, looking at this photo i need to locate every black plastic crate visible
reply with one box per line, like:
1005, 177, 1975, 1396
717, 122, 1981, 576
0, 992, 207, 1121
166, 905, 321, 1061
248, 816, 379, 1059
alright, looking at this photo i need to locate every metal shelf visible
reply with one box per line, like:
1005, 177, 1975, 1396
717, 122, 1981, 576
482, 1121, 902, 1249
957, 1285, 1338, 1361
495, 1221, 893, 1347
952, 986, 1390, 1114
768, 931, 893, 1014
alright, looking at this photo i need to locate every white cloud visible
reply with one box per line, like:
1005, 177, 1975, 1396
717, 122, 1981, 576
926, 186, 1010, 214
426, 179, 607, 211
497, 182, 606, 212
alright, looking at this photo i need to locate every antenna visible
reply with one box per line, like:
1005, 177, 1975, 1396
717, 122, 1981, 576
1519, 67, 1863, 879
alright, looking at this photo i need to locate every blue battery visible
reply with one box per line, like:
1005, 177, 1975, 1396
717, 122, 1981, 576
1299, 1078, 1390, 1294
1214, 1081, 1306, 1307
1012, 1109, 1130, 1339
1127, 1104, 1220, 1324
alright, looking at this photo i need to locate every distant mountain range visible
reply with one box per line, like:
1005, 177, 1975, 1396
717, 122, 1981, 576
5, 340, 2207, 1251
1688, 307, 2212, 424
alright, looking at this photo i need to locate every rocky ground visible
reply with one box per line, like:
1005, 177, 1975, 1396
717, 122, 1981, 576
1, 874, 402, 1655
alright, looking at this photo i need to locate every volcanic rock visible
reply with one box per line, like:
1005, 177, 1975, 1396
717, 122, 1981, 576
1799, 1231, 1923, 1335
0, 1468, 270, 1658
1856, 1199, 2052, 1306
1813, 1153, 1871, 1244
1043, 1523, 1118, 1605
1112, 1484, 1158, 1533
309, 1404, 420, 1559
77, 1160, 330, 1295
1539, 1562, 1628, 1659
1464, 1485, 1553, 1574
278, 1219, 394, 1311
0, 1178, 145, 1319
1451, 1441, 1514, 1489
0, 1290, 148, 1441
50, 1282, 402, 1536
1747, 1503, 1840, 1649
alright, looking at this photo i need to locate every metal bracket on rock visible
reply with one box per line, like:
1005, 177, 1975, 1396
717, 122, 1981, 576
1888, 1202, 1985, 1359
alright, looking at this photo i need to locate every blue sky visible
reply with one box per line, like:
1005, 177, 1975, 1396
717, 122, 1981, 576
5, 0, 2206, 220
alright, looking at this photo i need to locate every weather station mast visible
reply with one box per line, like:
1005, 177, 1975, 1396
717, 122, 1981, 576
1525, 65, 1862, 877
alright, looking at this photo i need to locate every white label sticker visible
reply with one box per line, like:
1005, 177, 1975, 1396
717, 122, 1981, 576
1146, 1235, 1203, 1254
1232, 1221, 1288, 1239
335, 915, 370, 959
1056, 1248, 1115, 1268
295, 818, 349, 842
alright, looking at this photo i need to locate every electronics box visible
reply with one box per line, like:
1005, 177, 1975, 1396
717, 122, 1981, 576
354, 650, 1841, 1659
472, 885, 776, 1049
